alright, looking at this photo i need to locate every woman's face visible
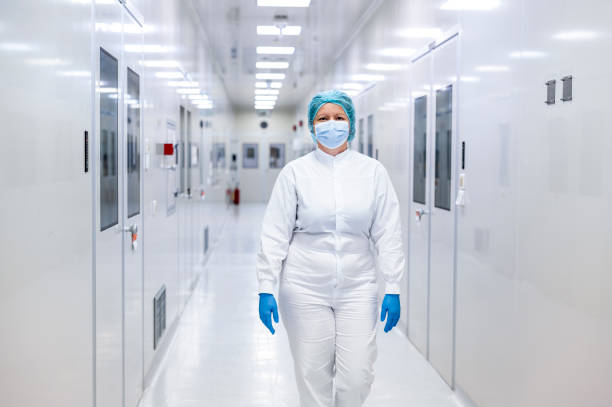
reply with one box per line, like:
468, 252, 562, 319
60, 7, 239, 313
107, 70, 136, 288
313, 103, 349, 135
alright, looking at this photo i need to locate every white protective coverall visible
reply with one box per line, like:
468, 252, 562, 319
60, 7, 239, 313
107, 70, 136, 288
256, 146, 405, 407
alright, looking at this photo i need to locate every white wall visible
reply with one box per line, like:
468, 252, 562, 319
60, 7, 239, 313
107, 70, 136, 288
298, 1, 612, 406
0, 1, 94, 406
232, 109, 296, 203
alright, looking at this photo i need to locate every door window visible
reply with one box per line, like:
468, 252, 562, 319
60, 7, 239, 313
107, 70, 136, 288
413, 95, 427, 205
126, 68, 140, 218
434, 85, 453, 211
100, 48, 119, 231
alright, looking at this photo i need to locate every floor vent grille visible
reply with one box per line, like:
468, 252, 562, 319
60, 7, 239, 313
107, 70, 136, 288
153, 285, 166, 350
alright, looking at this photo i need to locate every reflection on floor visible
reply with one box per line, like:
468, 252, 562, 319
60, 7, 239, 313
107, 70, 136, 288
139, 203, 461, 407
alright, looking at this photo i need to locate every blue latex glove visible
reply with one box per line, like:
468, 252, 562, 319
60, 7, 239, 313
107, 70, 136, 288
259, 293, 279, 335
380, 294, 400, 333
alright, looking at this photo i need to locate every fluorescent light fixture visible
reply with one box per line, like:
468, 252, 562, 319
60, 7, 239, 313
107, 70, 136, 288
0, 42, 34, 52
475, 65, 510, 72
58, 70, 91, 77
366, 63, 403, 71
351, 74, 385, 82
154, 71, 183, 79
396, 28, 442, 38
553, 30, 599, 40
509, 50, 547, 58
255, 95, 278, 101
256, 46, 295, 55
378, 48, 416, 57
256, 73, 286, 80
27, 58, 67, 66
125, 44, 169, 53
188, 94, 208, 99
270, 82, 283, 88
168, 81, 199, 87
255, 103, 276, 107
256, 61, 290, 69
176, 88, 201, 94
255, 89, 280, 95
255, 106, 275, 110
335, 83, 363, 90
440, 0, 500, 10
257, 0, 311, 7
141, 60, 180, 68
257, 25, 302, 36
197, 105, 214, 110
255, 82, 268, 88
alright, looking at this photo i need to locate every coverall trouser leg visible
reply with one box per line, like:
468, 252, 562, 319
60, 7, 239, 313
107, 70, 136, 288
279, 280, 378, 407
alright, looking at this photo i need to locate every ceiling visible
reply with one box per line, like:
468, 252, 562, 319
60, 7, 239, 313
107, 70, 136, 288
194, 0, 377, 110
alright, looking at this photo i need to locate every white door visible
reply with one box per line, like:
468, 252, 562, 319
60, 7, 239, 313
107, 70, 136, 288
408, 53, 433, 358
122, 8, 144, 407
428, 36, 458, 388
265, 142, 286, 199
95, 3, 124, 407
95, 2, 144, 407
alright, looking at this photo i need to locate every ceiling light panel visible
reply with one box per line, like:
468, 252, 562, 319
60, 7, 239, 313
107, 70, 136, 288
257, 25, 302, 36
257, 0, 311, 7
256, 46, 295, 55
154, 71, 184, 79
256, 61, 290, 69
255, 82, 268, 88
176, 88, 201, 94
256, 73, 286, 80
270, 82, 283, 88
255, 89, 280, 95
255, 95, 278, 101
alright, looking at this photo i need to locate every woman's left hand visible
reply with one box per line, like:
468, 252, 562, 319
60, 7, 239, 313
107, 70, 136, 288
380, 294, 400, 333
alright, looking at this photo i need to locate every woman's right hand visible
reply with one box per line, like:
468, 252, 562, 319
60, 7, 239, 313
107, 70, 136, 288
258, 293, 279, 335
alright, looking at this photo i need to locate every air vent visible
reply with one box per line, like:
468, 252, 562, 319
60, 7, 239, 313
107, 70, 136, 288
204, 226, 209, 254
153, 285, 166, 350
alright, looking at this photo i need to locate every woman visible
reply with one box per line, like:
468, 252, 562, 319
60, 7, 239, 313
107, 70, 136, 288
256, 89, 405, 407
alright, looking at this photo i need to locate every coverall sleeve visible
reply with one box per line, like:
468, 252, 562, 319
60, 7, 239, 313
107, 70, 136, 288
256, 164, 297, 294
370, 164, 406, 295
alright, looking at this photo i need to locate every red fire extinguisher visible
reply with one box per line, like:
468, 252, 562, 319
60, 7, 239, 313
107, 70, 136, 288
233, 183, 240, 205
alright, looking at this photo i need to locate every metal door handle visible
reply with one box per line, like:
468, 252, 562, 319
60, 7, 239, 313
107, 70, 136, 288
415, 209, 429, 222
122, 224, 138, 235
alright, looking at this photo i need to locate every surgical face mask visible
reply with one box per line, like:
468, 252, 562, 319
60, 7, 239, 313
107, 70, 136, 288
314, 120, 349, 149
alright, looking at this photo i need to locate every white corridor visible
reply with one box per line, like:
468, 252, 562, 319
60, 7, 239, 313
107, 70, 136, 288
138, 204, 461, 407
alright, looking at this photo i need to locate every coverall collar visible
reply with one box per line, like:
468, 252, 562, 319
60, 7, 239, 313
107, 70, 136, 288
314, 145, 351, 167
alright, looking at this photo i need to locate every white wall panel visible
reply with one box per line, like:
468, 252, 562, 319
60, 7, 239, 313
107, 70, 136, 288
0, 0, 94, 406
298, 0, 612, 406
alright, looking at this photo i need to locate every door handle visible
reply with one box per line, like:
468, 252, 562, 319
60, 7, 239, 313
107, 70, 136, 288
415, 209, 429, 222
121, 224, 139, 251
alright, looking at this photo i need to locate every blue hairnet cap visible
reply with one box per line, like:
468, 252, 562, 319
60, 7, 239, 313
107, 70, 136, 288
308, 89, 356, 143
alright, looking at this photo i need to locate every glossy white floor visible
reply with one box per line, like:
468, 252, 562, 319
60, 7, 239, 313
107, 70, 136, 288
139, 203, 461, 407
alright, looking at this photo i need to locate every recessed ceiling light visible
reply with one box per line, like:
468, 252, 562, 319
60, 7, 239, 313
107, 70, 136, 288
255, 106, 275, 110
255, 95, 278, 101
396, 28, 442, 38
256, 46, 295, 55
256, 61, 290, 69
475, 65, 510, 72
378, 48, 416, 57
440, 0, 500, 10
553, 30, 599, 40
257, 0, 311, 7
125, 44, 169, 53
176, 88, 201, 94
255, 82, 268, 88
168, 81, 199, 87
366, 63, 403, 71
257, 25, 302, 36
256, 73, 286, 80
255, 89, 280, 95
351, 74, 385, 82
140, 60, 180, 68
154, 71, 184, 79
270, 82, 283, 89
